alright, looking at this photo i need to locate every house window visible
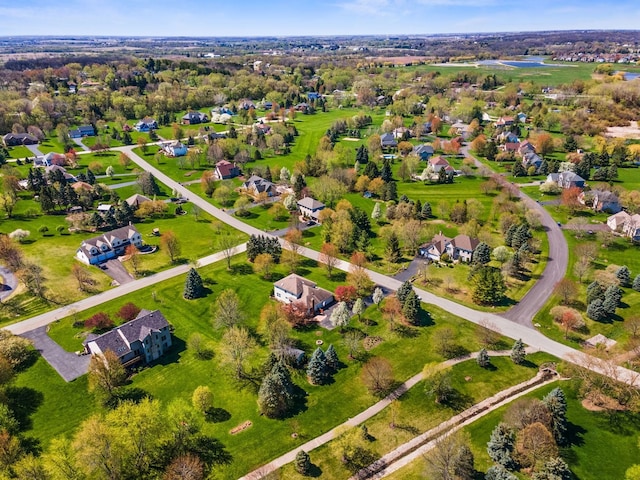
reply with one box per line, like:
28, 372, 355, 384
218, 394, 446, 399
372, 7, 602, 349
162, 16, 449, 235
161, 335, 167, 341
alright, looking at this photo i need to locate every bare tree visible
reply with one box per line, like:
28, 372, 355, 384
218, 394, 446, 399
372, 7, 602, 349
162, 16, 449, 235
212, 289, 245, 329
553, 278, 578, 305
361, 357, 394, 397
573, 256, 591, 284
219, 326, 256, 379
319, 242, 339, 279
161, 230, 181, 263
72, 263, 95, 292
216, 234, 238, 270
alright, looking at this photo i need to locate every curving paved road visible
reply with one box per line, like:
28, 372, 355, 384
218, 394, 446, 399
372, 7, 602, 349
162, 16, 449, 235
461, 145, 568, 327
0, 266, 18, 302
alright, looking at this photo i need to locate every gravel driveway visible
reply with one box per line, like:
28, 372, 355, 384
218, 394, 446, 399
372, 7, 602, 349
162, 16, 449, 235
21, 326, 90, 381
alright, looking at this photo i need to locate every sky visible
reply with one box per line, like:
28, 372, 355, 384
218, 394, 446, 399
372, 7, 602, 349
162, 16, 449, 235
0, 0, 639, 37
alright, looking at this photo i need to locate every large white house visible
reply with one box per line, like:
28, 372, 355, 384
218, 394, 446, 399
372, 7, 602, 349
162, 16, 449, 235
418, 232, 480, 263
606, 211, 640, 241
76, 225, 142, 265
297, 196, 325, 221
273, 273, 334, 314
83, 309, 172, 367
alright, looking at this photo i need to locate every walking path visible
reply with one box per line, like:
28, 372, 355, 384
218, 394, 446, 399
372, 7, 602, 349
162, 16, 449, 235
353, 369, 560, 479
0, 266, 18, 302
238, 349, 540, 480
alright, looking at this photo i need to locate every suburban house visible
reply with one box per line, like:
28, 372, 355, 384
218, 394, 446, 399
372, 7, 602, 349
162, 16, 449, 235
76, 225, 143, 265
450, 121, 473, 140
45, 165, 77, 183
522, 151, 543, 170
495, 116, 515, 128
215, 160, 240, 180
418, 232, 480, 263
134, 118, 158, 132
161, 141, 188, 157
241, 175, 276, 197
392, 127, 410, 139
181, 111, 209, 125
35, 152, 67, 167
428, 156, 455, 174
497, 131, 519, 144
579, 190, 621, 213
69, 125, 95, 138
607, 211, 631, 232
380, 132, 398, 149
307, 92, 323, 101
83, 309, 172, 367
3, 132, 38, 147
125, 194, 151, 209
502, 142, 521, 154
518, 141, 536, 156
413, 144, 435, 161
624, 214, 640, 241
97, 204, 114, 214
238, 99, 256, 110
297, 196, 325, 221
273, 273, 334, 314
546, 171, 586, 189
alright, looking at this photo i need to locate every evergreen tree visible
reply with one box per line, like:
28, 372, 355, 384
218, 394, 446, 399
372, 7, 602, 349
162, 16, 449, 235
396, 280, 413, 305
472, 266, 506, 305
633, 274, 640, 292
183, 268, 205, 300
532, 457, 571, 480
363, 161, 379, 179
293, 174, 306, 197
538, 159, 549, 176
512, 224, 531, 250
380, 159, 393, 182
504, 224, 518, 247
438, 167, 447, 184
510, 339, 526, 365
402, 289, 421, 325
421, 201, 432, 218
487, 423, 516, 469
472, 242, 491, 265
616, 265, 631, 287
542, 388, 568, 446
119, 201, 135, 224
384, 181, 398, 202
86, 169, 96, 185
485, 465, 517, 480
295, 450, 311, 475
306, 347, 329, 385
356, 145, 369, 164
453, 444, 475, 480
485, 141, 498, 161
603, 284, 622, 315
413, 199, 422, 220
587, 298, 607, 321
103, 210, 118, 230
386, 231, 402, 263
586, 281, 605, 304
258, 362, 296, 418
325, 344, 339, 372
264, 166, 272, 182
477, 348, 490, 368
511, 159, 526, 177
89, 211, 103, 228
575, 159, 590, 180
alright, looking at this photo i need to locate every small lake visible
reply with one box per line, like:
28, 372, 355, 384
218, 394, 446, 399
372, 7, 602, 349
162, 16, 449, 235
618, 71, 640, 80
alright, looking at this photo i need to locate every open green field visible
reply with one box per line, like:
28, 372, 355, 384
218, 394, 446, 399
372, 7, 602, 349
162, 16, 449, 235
276, 353, 555, 480
28, 252, 492, 479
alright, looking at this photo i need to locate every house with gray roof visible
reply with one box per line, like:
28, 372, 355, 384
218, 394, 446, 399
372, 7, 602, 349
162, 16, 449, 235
3, 132, 38, 147
297, 196, 325, 220
181, 111, 208, 125
413, 144, 435, 161
546, 171, 586, 189
241, 175, 276, 197
76, 225, 142, 265
273, 273, 334, 314
83, 309, 172, 367
380, 132, 398, 149
418, 232, 480, 263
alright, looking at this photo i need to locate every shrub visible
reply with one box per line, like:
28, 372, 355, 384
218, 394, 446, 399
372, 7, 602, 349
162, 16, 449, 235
117, 302, 141, 322
84, 312, 114, 330
549, 306, 585, 329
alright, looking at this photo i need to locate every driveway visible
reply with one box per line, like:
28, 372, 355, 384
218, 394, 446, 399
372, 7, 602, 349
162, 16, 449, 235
72, 138, 91, 152
0, 266, 18, 302
21, 326, 90, 381
393, 257, 425, 283
25, 144, 44, 157
103, 259, 135, 285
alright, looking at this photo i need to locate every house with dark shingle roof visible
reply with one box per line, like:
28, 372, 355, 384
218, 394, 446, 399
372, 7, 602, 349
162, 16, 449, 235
418, 232, 480, 263
380, 132, 398, 149
215, 160, 240, 180
76, 225, 142, 265
273, 274, 334, 314
134, 118, 158, 132
3, 132, 38, 147
69, 125, 95, 138
546, 171, 585, 189
297, 196, 325, 220
181, 111, 209, 125
83, 309, 172, 367
241, 175, 276, 197
413, 144, 435, 161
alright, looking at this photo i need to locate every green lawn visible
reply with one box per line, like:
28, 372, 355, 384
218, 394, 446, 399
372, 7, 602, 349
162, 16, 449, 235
277, 353, 555, 480
5, 145, 33, 159
35, 252, 495, 478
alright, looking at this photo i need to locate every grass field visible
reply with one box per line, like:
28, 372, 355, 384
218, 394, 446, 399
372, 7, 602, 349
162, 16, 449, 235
26, 251, 496, 478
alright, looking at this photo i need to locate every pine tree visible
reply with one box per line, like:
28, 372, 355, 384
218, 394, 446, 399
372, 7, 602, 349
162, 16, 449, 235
487, 422, 516, 469
325, 344, 339, 372
307, 347, 329, 385
452, 444, 475, 480
402, 289, 421, 325
533, 457, 571, 480
472, 266, 506, 305
86, 169, 96, 185
183, 268, 205, 300
380, 159, 392, 182
586, 281, 605, 304
616, 265, 631, 287
384, 181, 398, 202
510, 339, 526, 365
603, 284, 621, 315
119, 201, 135, 223
477, 348, 490, 368
421, 201, 432, 219
294, 450, 311, 475
396, 280, 413, 305
363, 161, 379, 179
472, 242, 491, 265
264, 166, 272, 182
633, 274, 640, 292
504, 224, 518, 247
485, 465, 517, 480
542, 388, 568, 446
386, 231, 402, 263
293, 174, 306, 197
587, 298, 607, 321
258, 362, 295, 418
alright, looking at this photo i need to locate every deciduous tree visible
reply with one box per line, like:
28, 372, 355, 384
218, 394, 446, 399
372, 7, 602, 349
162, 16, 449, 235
161, 230, 181, 263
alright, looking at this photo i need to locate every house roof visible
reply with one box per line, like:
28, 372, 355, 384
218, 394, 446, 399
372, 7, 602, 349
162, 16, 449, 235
126, 194, 151, 208
78, 225, 141, 258
86, 309, 169, 358
3, 132, 38, 144
182, 111, 208, 122
215, 160, 238, 178
413, 144, 434, 155
297, 196, 325, 211
608, 211, 630, 223
420, 232, 451, 256
242, 175, 274, 193
274, 274, 333, 311
451, 234, 480, 252
380, 133, 397, 146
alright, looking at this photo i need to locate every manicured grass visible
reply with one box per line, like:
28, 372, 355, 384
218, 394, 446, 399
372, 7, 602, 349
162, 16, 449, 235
38, 252, 493, 478
277, 353, 554, 480
5, 145, 33, 159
